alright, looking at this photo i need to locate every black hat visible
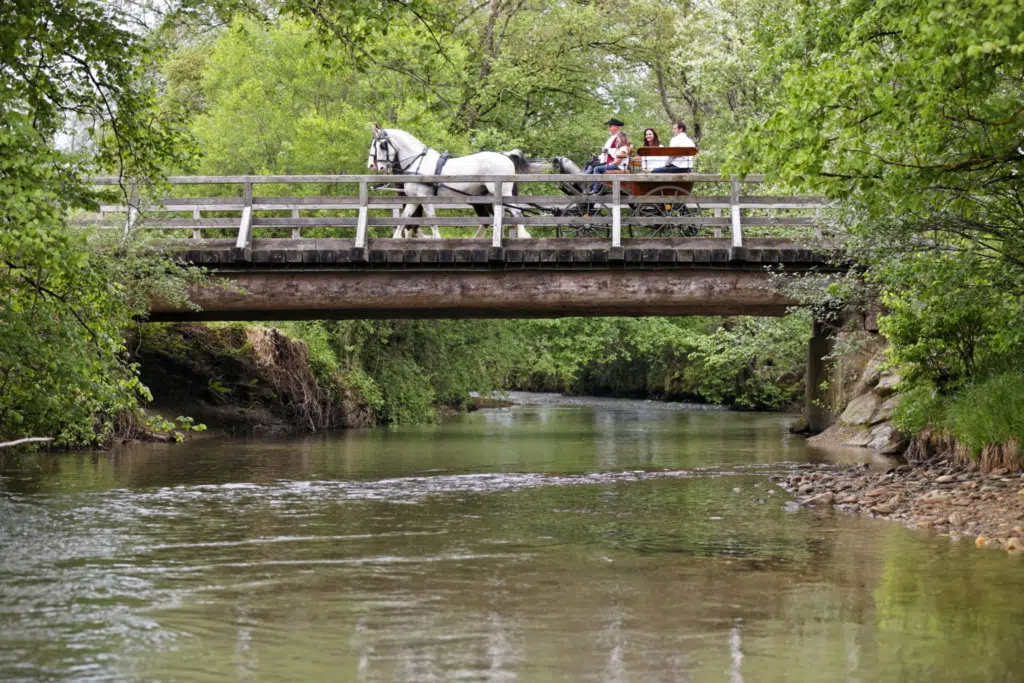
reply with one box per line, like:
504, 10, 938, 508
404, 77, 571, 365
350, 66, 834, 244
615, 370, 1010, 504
604, 118, 625, 126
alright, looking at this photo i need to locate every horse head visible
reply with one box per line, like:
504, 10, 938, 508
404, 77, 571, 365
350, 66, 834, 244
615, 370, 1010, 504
367, 125, 394, 173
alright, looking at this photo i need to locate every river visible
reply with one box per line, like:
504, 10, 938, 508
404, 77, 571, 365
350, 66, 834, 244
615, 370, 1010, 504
1, 394, 1023, 681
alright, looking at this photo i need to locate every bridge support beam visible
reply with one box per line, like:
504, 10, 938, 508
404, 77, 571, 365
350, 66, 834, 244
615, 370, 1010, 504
806, 319, 835, 433
149, 269, 800, 322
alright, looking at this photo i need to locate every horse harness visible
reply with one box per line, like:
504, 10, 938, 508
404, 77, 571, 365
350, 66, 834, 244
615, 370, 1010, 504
372, 131, 538, 211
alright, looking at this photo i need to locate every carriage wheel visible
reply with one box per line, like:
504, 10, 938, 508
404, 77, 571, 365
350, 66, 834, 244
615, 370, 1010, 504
628, 186, 701, 238
553, 200, 611, 238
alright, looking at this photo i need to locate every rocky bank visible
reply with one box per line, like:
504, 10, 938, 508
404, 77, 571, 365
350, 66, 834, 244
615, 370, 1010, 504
791, 335, 1023, 552
804, 346, 907, 455
777, 460, 1024, 552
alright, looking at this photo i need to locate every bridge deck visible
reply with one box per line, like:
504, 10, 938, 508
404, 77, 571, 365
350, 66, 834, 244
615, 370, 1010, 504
172, 237, 842, 271
148, 238, 844, 322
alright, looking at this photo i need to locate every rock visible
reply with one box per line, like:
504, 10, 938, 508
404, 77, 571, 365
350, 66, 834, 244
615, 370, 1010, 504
842, 430, 874, 448
919, 490, 952, 505
788, 415, 809, 433
1006, 538, 1024, 553
872, 503, 894, 514
838, 393, 883, 426
948, 512, 963, 526
799, 484, 816, 495
870, 394, 902, 425
783, 501, 801, 513
936, 475, 956, 483
853, 355, 885, 395
875, 372, 901, 397
838, 494, 858, 504
976, 535, 994, 549
803, 492, 836, 506
867, 423, 897, 451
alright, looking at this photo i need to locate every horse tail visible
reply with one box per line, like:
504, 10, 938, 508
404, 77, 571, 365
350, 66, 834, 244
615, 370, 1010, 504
503, 149, 552, 174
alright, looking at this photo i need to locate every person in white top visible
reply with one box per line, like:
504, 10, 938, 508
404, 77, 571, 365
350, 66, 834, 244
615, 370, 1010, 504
639, 127, 667, 171
584, 118, 632, 189
651, 121, 696, 173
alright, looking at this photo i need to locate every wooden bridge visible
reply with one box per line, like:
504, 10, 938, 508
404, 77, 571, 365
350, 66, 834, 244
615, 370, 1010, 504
85, 173, 841, 321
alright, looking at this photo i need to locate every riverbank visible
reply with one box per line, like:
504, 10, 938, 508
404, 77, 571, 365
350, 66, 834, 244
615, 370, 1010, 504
778, 458, 1024, 552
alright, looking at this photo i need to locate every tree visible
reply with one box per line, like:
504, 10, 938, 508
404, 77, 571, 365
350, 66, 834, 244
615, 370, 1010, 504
0, 0, 200, 445
735, 0, 1024, 268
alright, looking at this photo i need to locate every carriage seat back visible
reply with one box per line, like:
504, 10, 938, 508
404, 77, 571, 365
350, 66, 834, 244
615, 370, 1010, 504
635, 146, 698, 157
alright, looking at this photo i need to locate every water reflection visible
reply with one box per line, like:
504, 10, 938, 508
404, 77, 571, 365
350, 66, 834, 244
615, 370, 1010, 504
1, 394, 1022, 681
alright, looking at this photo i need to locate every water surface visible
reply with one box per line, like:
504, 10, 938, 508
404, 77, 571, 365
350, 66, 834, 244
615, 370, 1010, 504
2, 394, 1022, 681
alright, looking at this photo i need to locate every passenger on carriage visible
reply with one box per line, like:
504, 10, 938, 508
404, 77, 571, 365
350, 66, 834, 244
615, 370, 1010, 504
637, 128, 665, 171
585, 117, 631, 192
650, 121, 695, 173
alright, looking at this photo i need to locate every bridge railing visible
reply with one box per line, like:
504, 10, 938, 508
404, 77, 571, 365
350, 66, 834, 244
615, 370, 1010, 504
82, 174, 831, 251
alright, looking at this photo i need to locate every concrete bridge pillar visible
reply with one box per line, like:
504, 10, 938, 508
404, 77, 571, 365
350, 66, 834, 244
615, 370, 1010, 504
806, 319, 835, 433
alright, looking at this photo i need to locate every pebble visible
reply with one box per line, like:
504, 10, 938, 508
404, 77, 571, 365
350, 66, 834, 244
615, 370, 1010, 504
779, 456, 1024, 554
803, 491, 835, 507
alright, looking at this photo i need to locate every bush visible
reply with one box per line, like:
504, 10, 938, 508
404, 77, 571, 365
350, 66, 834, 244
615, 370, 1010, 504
891, 385, 949, 436
946, 373, 1024, 458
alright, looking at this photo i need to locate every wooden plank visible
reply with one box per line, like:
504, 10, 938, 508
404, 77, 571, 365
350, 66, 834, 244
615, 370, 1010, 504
611, 179, 622, 248
492, 189, 503, 248
89, 172, 766, 185
730, 178, 742, 248
103, 194, 826, 212
742, 217, 817, 226
355, 180, 368, 249
235, 206, 252, 249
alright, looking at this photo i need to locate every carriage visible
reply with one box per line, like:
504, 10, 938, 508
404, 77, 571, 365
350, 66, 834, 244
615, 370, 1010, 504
552, 146, 701, 239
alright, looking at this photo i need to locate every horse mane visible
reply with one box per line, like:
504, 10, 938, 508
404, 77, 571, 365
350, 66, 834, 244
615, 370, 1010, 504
554, 156, 582, 174
383, 128, 427, 151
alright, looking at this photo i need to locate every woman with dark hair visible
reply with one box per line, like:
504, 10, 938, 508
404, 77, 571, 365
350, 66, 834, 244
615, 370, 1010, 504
640, 127, 667, 171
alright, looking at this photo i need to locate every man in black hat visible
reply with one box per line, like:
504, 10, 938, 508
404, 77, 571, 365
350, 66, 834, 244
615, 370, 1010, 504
585, 118, 631, 192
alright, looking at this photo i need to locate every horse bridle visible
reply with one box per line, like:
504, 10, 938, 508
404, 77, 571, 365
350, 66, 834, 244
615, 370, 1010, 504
372, 131, 426, 174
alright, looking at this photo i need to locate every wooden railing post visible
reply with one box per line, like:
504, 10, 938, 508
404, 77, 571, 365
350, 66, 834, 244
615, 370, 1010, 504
192, 208, 201, 240
233, 181, 253, 261
814, 206, 823, 239
355, 180, 368, 248
611, 178, 622, 247
291, 208, 300, 239
492, 184, 504, 248
730, 176, 742, 247
713, 208, 722, 238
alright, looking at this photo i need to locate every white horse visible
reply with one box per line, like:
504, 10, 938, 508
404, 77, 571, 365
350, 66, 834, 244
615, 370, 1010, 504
366, 126, 548, 239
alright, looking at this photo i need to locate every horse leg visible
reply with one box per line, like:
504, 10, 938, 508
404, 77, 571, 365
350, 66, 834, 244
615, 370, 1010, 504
472, 202, 493, 238
393, 203, 424, 239
424, 204, 441, 239
508, 182, 530, 238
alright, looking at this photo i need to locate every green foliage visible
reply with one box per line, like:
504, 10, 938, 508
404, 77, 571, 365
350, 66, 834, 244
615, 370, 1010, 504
514, 314, 811, 410
0, 0, 204, 446
877, 253, 1024, 389
890, 385, 948, 436
946, 373, 1024, 456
